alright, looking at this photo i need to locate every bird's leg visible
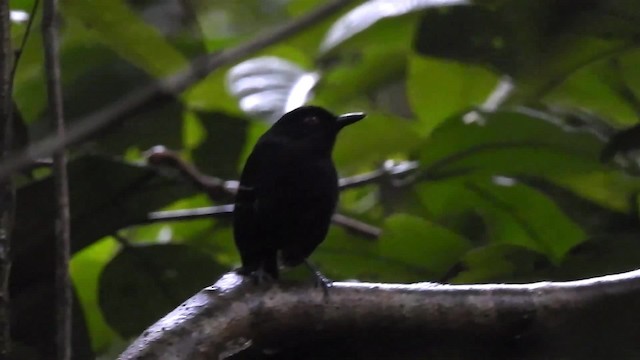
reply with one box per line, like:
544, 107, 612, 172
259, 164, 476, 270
236, 251, 279, 285
250, 268, 276, 284
236, 266, 276, 285
303, 260, 332, 297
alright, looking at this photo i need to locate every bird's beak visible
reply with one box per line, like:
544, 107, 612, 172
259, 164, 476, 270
336, 112, 366, 128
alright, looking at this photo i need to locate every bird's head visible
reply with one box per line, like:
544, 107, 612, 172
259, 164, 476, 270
268, 106, 366, 154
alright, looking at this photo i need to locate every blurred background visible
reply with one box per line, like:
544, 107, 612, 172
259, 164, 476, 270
6, 0, 640, 358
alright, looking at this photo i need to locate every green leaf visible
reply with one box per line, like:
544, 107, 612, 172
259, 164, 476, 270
519, 176, 640, 235
59, 57, 185, 154
334, 112, 421, 170
319, 0, 469, 56
191, 111, 248, 179
545, 49, 640, 126
420, 109, 605, 178
412, 2, 637, 103
99, 244, 226, 337
407, 56, 499, 136
378, 214, 472, 276
464, 180, 585, 261
312, 227, 433, 282
71, 238, 120, 353
13, 156, 195, 280
543, 234, 640, 280
62, 0, 187, 77
417, 176, 586, 262
317, 47, 408, 108
451, 244, 550, 283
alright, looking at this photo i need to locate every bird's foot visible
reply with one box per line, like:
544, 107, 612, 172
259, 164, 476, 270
303, 260, 332, 298
235, 267, 276, 285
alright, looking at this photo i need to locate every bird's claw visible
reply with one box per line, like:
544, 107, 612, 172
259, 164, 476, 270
304, 260, 332, 298
314, 272, 333, 298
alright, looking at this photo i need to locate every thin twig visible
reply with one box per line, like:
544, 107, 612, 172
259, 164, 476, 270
42, 0, 71, 358
0, 1, 14, 356
0, 0, 358, 178
144, 146, 232, 200
330, 213, 381, 239
339, 161, 419, 190
143, 147, 386, 238
144, 206, 381, 239
145, 205, 235, 223
10, 0, 40, 81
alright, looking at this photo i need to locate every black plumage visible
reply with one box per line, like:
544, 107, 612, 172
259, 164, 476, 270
233, 106, 365, 280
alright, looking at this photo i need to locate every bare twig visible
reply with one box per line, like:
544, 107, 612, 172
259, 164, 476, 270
145, 205, 235, 223
119, 268, 640, 359
144, 206, 380, 239
144, 146, 384, 238
10, 0, 40, 81
0, 0, 358, 178
330, 213, 381, 239
42, 0, 71, 358
339, 160, 419, 190
144, 146, 232, 201
0, 1, 13, 356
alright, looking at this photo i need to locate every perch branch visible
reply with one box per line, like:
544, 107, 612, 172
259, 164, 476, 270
0, 0, 358, 178
42, 0, 72, 358
119, 268, 640, 359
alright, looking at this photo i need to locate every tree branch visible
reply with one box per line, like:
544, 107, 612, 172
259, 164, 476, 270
42, 0, 71, 358
0, 1, 13, 356
0, 0, 358, 178
118, 268, 640, 359
144, 146, 383, 239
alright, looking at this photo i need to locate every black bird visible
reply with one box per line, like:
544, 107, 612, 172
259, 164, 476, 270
233, 106, 365, 283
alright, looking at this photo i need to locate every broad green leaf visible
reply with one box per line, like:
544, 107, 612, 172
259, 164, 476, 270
412, 2, 636, 103
9, 0, 36, 10
378, 214, 472, 277
191, 111, 248, 179
312, 227, 432, 282
319, 0, 470, 56
183, 69, 240, 113
420, 109, 605, 178
334, 112, 421, 170
59, 57, 185, 154
551, 171, 640, 213
520, 176, 640, 235
190, 0, 288, 50
62, 0, 187, 77
547, 65, 636, 125
317, 46, 408, 108
546, 49, 640, 126
13, 156, 195, 276
542, 234, 640, 281
408, 56, 499, 136
451, 244, 550, 283
99, 244, 226, 337
417, 178, 585, 261
71, 238, 120, 353
465, 180, 585, 261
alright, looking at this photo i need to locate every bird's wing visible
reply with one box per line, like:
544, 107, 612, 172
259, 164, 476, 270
233, 140, 279, 274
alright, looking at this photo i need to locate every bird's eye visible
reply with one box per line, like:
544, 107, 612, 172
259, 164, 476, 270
304, 116, 320, 125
